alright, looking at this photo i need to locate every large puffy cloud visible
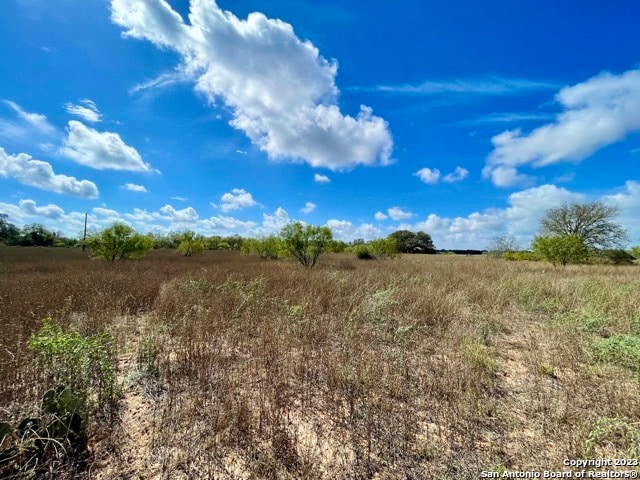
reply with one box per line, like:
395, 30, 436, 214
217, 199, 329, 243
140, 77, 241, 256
217, 188, 258, 212
387, 207, 414, 221
111, 0, 392, 170
401, 184, 586, 249
325, 220, 381, 241
485, 69, 640, 186
0, 147, 98, 198
158, 204, 199, 223
259, 207, 291, 234
60, 121, 150, 171
19, 199, 64, 219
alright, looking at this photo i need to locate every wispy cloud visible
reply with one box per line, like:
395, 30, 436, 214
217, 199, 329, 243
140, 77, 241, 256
129, 70, 192, 95
2, 100, 57, 138
64, 99, 102, 123
122, 183, 148, 192
461, 112, 555, 125
353, 76, 559, 96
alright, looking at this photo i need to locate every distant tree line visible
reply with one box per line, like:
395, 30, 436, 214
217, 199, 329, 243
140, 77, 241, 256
3, 201, 637, 268
0, 214, 78, 247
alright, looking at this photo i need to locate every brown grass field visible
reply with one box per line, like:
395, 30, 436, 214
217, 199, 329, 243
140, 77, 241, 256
1, 247, 639, 479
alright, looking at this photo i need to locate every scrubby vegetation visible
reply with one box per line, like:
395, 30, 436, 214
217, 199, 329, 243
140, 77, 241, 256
1, 247, 639, 478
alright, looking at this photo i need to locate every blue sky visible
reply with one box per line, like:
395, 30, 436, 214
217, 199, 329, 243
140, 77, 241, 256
1, 0, 639, 249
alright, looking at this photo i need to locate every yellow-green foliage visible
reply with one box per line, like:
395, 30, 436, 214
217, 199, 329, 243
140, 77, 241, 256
86, 222, 153, 262
241, 235, 284, 259
369, 237, 399, 259
502, 251, 539, 261
532, 234, 588, 266
176, 231, 205, 257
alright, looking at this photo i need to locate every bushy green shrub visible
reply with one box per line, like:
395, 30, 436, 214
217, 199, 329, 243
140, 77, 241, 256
369, 237, 399, 259
241, 235, 284, 259
86, 223, 153, 262
354, 244, 374, 260
532, 235, 588, 266
502, 251, 539, 261
176, 230, 205, 256
28, 316, 117, 408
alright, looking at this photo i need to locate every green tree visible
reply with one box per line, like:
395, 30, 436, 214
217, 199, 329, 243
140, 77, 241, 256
0, 213, 21, 245
18, 224, 56, 246
176, 231, 205, 256
86, 223, 153, 262
280, 222, 333, 268
241, 236, 284, 259
630, 246, 640, 262
389, 230, 435, 253
540, 202, 627, 250
369, 237, 399, 259
532, 235, 588, 267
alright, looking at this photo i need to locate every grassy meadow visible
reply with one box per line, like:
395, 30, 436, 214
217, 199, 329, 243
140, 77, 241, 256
1, 247, 639, 478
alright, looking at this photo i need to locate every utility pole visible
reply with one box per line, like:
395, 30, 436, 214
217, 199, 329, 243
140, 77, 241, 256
82, 212, 87, 251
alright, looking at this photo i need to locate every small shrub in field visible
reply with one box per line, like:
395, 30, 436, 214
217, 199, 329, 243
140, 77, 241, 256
592, 335, 640, 372
532, 234, 588, 266
369, 238, 399, 259
28, 316, 117, 409
0, 318, 118, 476
354, 244, 374, 260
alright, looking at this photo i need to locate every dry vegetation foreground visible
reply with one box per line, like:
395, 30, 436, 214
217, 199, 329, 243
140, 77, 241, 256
1, 248, 639, 479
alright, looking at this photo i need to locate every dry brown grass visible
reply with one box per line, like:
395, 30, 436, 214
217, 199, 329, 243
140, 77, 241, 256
1, 247, 639, 478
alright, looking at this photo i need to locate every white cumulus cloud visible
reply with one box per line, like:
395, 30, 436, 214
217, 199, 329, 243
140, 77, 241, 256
158, 204, 199, 223
123, 183, 148, 192
314, 173, 331, 184
443, 166, 469, 183
110, 0, 393, 170
259, 207, 291, 234
387, 206, 414, 221
485, 68, 640, 186
374, 211, 388, 221
0, 147, 98, 198
219, 188, 258, 212
19, 199, 64, 219
61, 120, 150, 171
415, 167, 441, 184
325, 220, 381, 241
301, 202, 316, 213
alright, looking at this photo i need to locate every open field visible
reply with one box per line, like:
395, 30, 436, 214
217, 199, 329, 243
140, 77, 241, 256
1, 247, 639, 479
